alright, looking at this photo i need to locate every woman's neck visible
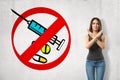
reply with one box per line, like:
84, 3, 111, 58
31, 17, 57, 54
92, 31, 98, 35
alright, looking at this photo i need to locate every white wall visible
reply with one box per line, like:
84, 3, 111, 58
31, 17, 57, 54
0, 0, 120, 80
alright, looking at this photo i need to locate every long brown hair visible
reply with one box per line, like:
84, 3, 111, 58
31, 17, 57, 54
89, 17, 102, 32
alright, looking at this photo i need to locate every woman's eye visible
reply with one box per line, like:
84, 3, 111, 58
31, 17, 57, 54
92, 23, 99, 25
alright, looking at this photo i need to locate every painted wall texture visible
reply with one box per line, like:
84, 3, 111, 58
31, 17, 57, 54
0, 0, 120, 80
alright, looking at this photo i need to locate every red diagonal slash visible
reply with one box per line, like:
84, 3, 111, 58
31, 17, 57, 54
20, 18, 65, 62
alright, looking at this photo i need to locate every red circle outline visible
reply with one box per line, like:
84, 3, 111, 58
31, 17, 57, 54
11, 7, 71, 70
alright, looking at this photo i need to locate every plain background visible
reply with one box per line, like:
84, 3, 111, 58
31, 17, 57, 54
0, 0, 120, 80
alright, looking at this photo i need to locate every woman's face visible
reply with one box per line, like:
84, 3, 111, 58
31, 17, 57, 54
92, 19, 100, 32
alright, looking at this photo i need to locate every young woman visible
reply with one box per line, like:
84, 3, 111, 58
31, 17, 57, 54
85, 17, 106, 80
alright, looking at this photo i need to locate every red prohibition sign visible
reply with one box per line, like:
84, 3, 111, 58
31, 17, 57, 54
11, 7, 71, 70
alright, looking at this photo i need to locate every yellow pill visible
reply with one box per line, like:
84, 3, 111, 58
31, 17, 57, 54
41, 44, 51, 54
39, 56, 47, 63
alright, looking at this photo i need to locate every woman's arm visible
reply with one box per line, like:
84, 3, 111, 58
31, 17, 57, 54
96, 35, 106, 49
85, 35, 98, 49
85, 30, 106, 49
87, 30, 106, 49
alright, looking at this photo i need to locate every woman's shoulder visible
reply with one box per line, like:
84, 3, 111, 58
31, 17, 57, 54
85, 34, 89, 37
101, 34, 106, 39
85, 34, 90, 40
101, 33, 106, 37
